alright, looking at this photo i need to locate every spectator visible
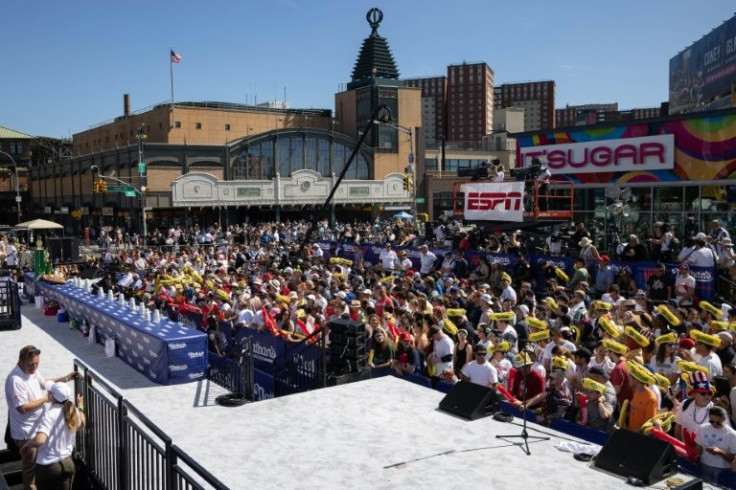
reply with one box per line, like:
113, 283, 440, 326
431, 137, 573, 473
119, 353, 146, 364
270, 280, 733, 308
460, 344, 499, 388
427, 324, 454, 377
696, 406, 736, 484
453, 329, 473, 376
392, 332, 421, 377
511, 352, 547, 410
647, 263, 674, 304
581, 377, 614, 432
593, 255, 615, 298
624, 361, 658, 432
675, 263, 697, 306
5, 346, 76, 490
621, 235, 648, 262
368, 328, 394, 369
20, 383, 85, 490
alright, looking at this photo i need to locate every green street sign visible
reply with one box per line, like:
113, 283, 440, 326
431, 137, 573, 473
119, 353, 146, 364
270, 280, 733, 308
108, 185, 135, 192
138, 162, 146, 174
415, 198, 425, 204
124, 190, 136, 197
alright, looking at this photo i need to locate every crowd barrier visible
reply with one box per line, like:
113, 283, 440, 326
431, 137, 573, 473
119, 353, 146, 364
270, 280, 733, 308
73, 358, 228, 490
316, 242, 717, 303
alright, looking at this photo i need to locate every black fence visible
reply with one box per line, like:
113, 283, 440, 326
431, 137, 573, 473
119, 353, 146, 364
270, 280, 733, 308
207, 336, 254, 400
0, 281, 20, 330
274, 329, 327, 397
73, 359, 229, 490
717, 273, 736, 306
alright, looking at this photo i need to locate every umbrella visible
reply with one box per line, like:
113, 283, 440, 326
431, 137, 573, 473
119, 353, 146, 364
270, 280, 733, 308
392, 211, 413, 219
14, 219, 64, 230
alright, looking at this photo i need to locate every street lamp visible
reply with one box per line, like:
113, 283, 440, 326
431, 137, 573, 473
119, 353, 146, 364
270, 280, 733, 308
0, 151, 22, 224
374, 120, 416, 216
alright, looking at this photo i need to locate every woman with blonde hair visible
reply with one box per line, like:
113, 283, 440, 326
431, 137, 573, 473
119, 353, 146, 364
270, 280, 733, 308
21, 383, 85, 490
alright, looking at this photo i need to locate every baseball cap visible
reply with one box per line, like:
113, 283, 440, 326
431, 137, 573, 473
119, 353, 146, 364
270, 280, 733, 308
480, 294, 493, 304
49, 382, 72, 403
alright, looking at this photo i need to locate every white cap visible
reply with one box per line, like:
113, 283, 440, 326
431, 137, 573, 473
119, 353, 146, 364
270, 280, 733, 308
49, 382, 72, 403
480, 294, 493, 304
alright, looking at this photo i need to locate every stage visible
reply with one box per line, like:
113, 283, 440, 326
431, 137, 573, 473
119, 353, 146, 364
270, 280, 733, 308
2, 304, 699, 489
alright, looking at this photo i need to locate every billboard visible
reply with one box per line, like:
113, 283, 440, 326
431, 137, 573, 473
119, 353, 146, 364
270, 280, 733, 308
669, 15, 736, 114
518, 135, 674, 175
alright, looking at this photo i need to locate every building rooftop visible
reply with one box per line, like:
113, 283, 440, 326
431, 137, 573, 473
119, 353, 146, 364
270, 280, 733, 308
0, 125, 35, 139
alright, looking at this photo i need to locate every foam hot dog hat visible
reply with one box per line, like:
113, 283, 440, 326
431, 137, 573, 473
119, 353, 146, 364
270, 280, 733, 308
598, 316, 621, 339
624, 326, 650, 348
700, 301, 723, 318
689, 329, 722, 349
602, 338, 629, 356
525, 317, 548, 330
528, 330, 550, 342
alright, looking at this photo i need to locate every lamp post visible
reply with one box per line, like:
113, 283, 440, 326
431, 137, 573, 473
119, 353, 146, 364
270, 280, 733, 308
136, 128, 148, 246
375, 121, 416, 216
0, 150, 22, 224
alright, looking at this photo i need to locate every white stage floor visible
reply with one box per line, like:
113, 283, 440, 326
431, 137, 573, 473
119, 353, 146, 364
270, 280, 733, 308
2, 304, 695, 489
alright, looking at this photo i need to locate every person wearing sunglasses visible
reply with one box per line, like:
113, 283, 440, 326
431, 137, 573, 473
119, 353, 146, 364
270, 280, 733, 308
674, 371, 719, 444
695, 406, 736, 484
460, 344, 498, 388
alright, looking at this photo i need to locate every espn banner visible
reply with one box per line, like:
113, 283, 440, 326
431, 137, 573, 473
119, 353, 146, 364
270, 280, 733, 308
463, 181, 524, 222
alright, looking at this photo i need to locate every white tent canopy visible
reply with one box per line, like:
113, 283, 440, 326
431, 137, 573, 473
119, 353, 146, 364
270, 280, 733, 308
14, 219, 64, 230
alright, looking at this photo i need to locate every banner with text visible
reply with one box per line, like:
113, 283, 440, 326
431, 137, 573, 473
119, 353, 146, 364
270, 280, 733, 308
463, 181, 525, 222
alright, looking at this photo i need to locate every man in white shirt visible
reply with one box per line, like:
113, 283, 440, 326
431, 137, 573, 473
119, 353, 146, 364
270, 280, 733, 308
499, 274, 517, 306
5, 345, 75, 489
461, 344, 499, 387
379, 243, 399, 272
4, 238, 17, 268
675, 263, 697, 306
695, 333, 724, 379
419, 245, 436, 275
427, 325, 455, 376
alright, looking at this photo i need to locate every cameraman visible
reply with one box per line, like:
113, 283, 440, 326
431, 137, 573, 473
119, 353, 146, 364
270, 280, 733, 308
545, 232, 564, 256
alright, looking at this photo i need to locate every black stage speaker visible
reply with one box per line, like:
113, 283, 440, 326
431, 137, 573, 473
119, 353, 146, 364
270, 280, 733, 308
47, 237, 80, 263
438, 381, 501, 420
328, 318, 367, 374
594, 429, 678, 485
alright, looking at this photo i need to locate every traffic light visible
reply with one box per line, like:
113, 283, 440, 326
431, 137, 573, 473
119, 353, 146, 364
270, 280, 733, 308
99, 180, 107, 192
93, 180, 99, 194
403, 176, 413, 192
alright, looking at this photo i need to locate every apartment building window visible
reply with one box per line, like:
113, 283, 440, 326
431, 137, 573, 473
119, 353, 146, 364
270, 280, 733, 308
196, 123, 202, 129
174, 121, 181, 128
9, 142, 23, 154
225, 124, 231, 131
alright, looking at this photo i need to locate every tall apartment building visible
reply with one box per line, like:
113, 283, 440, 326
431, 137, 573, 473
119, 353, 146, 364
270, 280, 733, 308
446, 62, 494, 143
405, 76, 448, 146
495, 80, 555, 130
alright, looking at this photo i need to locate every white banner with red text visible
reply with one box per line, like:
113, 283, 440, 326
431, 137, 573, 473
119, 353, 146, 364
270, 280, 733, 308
518, 134, 675, 175
463, 181, 525, 222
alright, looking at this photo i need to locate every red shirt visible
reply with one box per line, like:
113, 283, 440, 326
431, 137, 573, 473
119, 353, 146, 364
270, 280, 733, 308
610, 359, 633, 405
511, 368, 546, 402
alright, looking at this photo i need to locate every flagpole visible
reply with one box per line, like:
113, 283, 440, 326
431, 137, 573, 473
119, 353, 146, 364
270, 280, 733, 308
169, 47, 174, 105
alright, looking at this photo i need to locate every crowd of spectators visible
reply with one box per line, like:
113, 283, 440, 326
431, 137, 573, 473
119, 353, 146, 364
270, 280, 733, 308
25, 216, 736, 485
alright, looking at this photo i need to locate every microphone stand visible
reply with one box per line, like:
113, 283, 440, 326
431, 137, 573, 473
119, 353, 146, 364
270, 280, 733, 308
496, 361, 549, 456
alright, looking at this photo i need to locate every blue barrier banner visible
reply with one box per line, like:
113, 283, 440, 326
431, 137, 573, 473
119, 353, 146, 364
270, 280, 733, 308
319, 241, 717, 302
37, 282, 207, 385
235, 328, 285, 372
253, 367, 275, 401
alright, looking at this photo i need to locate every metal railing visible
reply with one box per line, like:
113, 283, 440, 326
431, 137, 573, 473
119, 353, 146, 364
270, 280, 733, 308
207, 335, 254, 400
73, 359, 229, 490
273, 329, 327, 397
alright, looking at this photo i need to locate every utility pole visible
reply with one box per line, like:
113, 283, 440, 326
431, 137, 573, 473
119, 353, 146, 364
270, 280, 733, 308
137, 127, 148, 246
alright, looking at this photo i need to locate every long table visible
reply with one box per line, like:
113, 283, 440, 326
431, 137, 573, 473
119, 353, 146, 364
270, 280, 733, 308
36, 281, 207, 385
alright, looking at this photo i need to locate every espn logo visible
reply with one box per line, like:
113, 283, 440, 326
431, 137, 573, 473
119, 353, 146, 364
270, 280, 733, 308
466, 192, 522, 211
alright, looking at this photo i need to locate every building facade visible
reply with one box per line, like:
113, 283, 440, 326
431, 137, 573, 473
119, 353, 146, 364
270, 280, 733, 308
405, 76, 448, 146
29, 8, 419, 234
495, 80, 556, 131
0, 126, 32, 224
446, 62, 494, 143
515, 108, 736, 252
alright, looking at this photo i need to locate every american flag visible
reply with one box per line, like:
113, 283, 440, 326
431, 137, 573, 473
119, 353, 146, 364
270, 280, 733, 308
170, 50, 182, 63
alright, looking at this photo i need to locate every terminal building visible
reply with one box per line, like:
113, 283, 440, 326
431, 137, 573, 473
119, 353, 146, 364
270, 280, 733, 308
30, 9, 420, 234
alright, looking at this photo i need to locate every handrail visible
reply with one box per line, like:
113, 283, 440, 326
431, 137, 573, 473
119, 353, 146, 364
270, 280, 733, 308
171, 444, 230, 489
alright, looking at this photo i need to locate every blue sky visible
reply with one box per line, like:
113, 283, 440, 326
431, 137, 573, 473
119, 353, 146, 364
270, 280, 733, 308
2, 0, 735, 138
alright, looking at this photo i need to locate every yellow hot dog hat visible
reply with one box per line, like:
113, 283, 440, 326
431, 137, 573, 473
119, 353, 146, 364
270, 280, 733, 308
677, 360, 710, 375
598, 316, 621, 339
552, 356, 569, 371
700, 301, 723, 318
525, 317, 548, 330
494, 341, 511, 353
710, 321, 729, 332
490, 312, 515, 322
654, 372, 671, 390
655, 332, 678, 346
690, 329, 722, 349
543, 297, 559, 312
554, 267, 569, 283
581, 377, 607, 394
215, 289, 231, 302
276, 294, 291, 305
594, 300, 613, 312
602, 338, 629, 356
446, 308, 466, 317
442, 318, 458, 336
627, 360, 656, 386
528, 330, 550, 342
656, 304, 681, 326
624, 326, 650, 348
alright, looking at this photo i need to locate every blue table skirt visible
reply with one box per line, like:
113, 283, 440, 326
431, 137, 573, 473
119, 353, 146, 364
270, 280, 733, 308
36, 281, 207, 385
